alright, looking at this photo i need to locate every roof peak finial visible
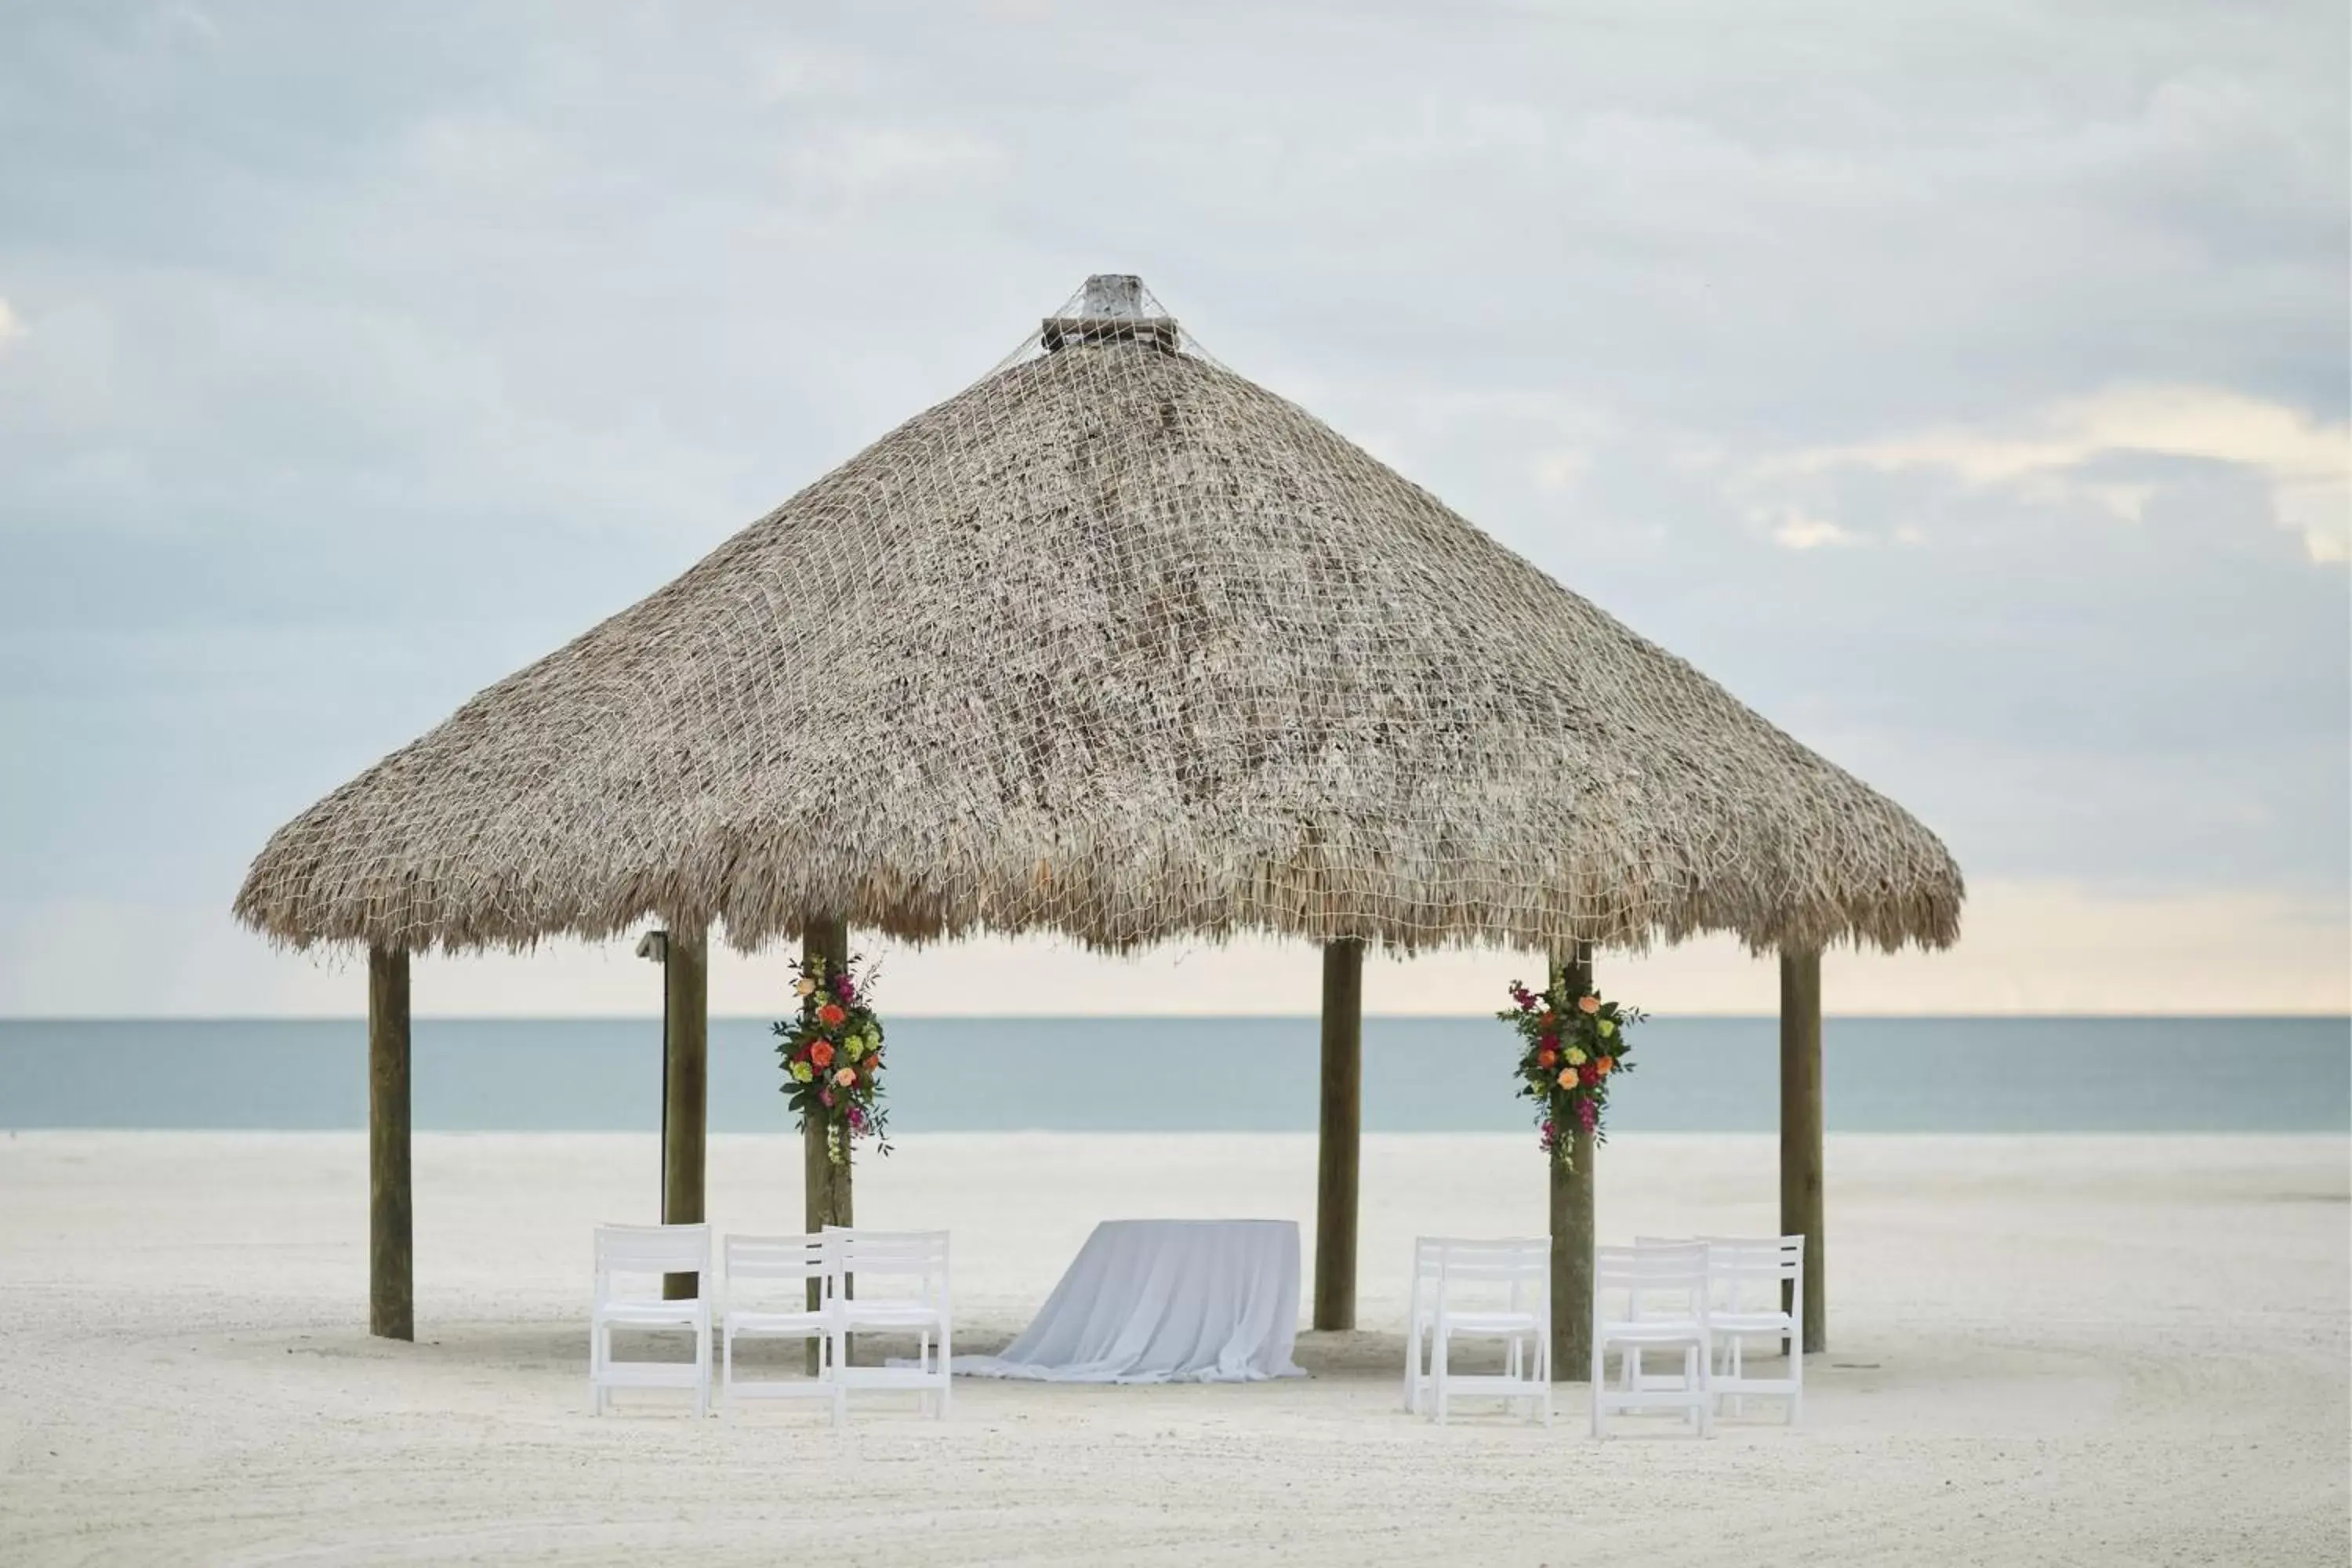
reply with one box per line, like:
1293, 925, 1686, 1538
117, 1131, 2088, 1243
1043, 274, 1178, 354
1080, 274, 1145, 318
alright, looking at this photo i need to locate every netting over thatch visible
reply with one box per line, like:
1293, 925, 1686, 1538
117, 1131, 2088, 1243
235, 277, 1962, 958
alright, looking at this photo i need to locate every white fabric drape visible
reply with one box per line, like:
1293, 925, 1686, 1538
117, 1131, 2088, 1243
955, 1219, 1306, 1384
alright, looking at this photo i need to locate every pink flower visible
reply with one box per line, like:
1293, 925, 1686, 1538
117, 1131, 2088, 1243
1574, 1098, 1597, 1131
1577, 995, 1601, 1014
833, 1067, 856, 1088
819, 1089, 834, 1108
847, 1105, 866, 1131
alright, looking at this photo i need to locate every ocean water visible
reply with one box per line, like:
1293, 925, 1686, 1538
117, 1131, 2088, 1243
0, 1016, 2343, 1134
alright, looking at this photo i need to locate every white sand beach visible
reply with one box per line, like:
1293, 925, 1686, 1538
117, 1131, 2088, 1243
0, 1131, 2343, 1566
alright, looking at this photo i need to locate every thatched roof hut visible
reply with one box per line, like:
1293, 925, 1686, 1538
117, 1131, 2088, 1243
235, 278, 1959, 961
238, 275, 1959, 1353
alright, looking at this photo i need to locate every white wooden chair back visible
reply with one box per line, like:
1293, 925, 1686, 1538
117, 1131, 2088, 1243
1433, 1236, 1549, 1316
1700, 1234, 1802, 1316
1595, 1241, 1708, 1323
830, 1229, 950, 1312
594, 1222, 710, 1302
1410, 1236, 1444, 1296
724, 1232, 833, 1301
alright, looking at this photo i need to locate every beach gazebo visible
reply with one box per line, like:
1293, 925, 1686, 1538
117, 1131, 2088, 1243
235, 276, 1962, 1367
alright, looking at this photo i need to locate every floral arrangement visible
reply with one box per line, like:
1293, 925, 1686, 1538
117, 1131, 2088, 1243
774, 952, 890, 1164
1501, 969, 1642, 1169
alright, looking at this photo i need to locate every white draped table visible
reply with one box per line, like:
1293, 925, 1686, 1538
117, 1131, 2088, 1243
954, 1219, 1307, 1384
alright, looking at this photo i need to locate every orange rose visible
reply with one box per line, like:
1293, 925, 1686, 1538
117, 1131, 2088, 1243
1537, 1048, 1558, 1069
1594, 1055, 1614, 1076
1577, 996, 1601, 1014
1537, 1011, 1557, 1029
1556, 1069, 1577, 1089
833, 1067, 856, 1088
809, 1040, 835, 1069
817, 1003, 847, 1028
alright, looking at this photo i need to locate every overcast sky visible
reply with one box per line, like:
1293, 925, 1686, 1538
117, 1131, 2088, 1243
1, 2, 2344, 1016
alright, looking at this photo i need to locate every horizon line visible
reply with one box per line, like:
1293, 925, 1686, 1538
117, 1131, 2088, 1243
4, 1011, 2346, 1025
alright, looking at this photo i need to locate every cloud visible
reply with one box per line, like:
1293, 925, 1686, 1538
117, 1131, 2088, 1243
1766, 384, 2351, 561
1531, 450, 1587, 492
1761, 510, 1864, 550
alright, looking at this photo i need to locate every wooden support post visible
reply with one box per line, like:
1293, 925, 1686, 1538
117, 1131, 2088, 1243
1780, 948, 1825, 1355
661, 925, 709, 1300
803, 916, 853, 1369
368, 945, 413, 1342
1551, 941, 1594, 1381
1314, 938, 1364, 1333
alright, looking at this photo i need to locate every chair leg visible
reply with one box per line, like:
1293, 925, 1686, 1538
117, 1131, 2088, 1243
1421, 1326, 1439, 1439
1403, 1317, 1420, 1414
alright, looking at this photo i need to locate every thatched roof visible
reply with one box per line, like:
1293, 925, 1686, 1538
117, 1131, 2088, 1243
235, 277, 1962, 958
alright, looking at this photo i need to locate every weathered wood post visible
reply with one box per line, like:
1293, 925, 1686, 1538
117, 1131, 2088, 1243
1550, 941, 1594, 1380
660, 924, 710, 1300
803, 916, 853, 1367
1314, 938, 1365, 1332
367, 945, 413, 1341
1780, 948, 1825, 1353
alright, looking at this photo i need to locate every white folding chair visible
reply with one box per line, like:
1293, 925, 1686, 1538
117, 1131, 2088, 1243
1427, 1237, 1552, 1427
1592, 1242, 1710, 1437
1697, 1235, 1804, 1425
1403, 1236, 1443, 1414
827, 1228, 953, 1419
588, 1222, 711, 1417
720, 1232, 846, 1424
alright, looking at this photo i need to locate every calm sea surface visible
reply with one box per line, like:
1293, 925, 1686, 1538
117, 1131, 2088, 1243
0, 1016, 2343, 1133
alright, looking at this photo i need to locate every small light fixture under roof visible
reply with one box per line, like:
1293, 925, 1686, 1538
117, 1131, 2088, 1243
1041, 273, 1180, 354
